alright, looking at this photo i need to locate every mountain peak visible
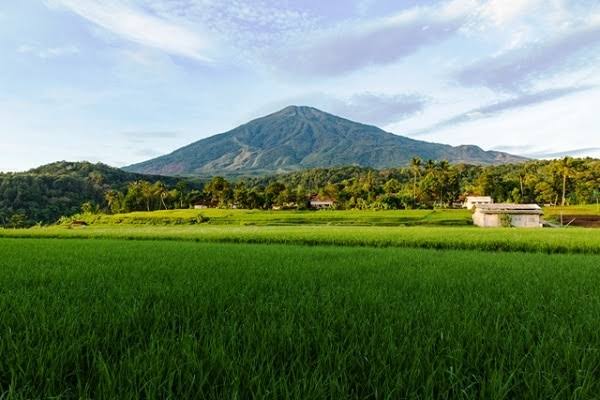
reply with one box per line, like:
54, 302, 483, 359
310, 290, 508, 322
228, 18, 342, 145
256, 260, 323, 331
274, 105, 322, 117
124, 106, 526, 176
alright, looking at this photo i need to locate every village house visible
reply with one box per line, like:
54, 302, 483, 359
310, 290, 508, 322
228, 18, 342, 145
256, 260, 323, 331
472, 204, 543, 228
463, 196, 493, 210
193, 204, 208, 210
309, 195, 334, 209
272, 202, 297, 211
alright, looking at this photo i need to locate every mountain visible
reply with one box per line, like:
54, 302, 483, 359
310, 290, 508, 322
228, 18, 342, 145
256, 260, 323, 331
124, 106, 526, 176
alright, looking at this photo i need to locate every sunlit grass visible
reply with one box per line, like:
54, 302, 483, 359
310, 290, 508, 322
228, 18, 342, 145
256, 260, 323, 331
2, 224, 600, 254
1, 239, 600, 398
63, 208, 474, 226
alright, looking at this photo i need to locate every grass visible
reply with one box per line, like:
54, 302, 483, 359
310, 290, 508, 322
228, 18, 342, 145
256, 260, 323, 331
2, 224, 600, 254
2, 238, 600, 399
64, 208, 474, 226
544, 204, 600, 217
62, 206, 599, 228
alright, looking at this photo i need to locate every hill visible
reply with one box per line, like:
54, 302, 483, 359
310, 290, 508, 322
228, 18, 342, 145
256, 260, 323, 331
0, 161, 183, 227
124, 106, 526, 176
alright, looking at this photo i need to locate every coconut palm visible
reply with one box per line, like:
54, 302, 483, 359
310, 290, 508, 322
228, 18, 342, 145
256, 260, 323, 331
410, 157, 422, 203
559, 157, 574, 206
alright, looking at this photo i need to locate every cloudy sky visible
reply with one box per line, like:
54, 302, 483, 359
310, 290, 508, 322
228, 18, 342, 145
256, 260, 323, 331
2, 0, 600, 171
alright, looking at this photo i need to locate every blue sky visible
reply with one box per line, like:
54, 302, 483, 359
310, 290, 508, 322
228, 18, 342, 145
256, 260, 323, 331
2, 0, 600, 171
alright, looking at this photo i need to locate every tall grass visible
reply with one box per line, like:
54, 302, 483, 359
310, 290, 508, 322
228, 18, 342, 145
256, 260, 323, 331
1, 239, 600, 398
2, 224, 600, 254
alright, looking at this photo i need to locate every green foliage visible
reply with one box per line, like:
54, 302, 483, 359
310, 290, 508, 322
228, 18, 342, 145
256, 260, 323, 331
499, 213, 513, 227
0, 162, 200, 227
2, 158, 600, 228
2, 239, 600, 398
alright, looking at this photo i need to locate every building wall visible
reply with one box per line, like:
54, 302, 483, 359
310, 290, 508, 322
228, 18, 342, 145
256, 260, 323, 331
473, 211, 497, 227
510, 214, 541, 228
464, 199, 493, 209
485, 214, 500, 227
473, 211, 541, 228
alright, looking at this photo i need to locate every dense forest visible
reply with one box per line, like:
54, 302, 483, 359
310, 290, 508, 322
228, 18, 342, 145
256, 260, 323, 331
1, 158, 599, 227
205, 157, 600, 210
0, 162, 198, 227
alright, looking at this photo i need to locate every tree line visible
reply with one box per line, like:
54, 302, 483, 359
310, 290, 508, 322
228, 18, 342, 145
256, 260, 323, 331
193, 157, 599, 210
95, 157, 600, 213
1, 158, 599, 227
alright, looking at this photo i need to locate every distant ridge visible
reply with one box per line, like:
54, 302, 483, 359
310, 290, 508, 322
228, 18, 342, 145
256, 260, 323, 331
124, 106, 526, 176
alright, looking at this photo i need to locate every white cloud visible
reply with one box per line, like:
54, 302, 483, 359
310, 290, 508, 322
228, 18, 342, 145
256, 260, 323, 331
411, 87, 600, 157
47, 0, 214, 61
39, 45, 80, 58
455, 20, 600, 92
143, 0, 318, 60
480, 0, 542, 26
412, 85, 595, 136
17, 44, 35, 53
272, 0, 476, 77
17, 44, 80, 58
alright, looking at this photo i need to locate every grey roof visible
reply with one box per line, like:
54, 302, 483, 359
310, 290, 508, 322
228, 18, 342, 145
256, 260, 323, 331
475, 204, 543, 215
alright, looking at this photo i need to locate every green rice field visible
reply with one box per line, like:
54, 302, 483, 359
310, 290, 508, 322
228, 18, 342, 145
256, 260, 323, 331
62, 208, 474, 226
2, 238, 600, 399
3, 224, 600, 254
2, 207, 600, 398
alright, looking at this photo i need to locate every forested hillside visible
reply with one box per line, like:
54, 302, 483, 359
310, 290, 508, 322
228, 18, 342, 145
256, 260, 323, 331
1, 158, 598, 228
0, 162, 197, 227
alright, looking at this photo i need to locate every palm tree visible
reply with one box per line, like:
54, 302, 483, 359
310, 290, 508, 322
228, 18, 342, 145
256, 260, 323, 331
437, 160, 450, 205
410, 157, 422, 203
104, 190, 120, 214
518, 164, 528, 201
559, 157, 573, 206
153, 182, 169, 210
138, 181, 154, 211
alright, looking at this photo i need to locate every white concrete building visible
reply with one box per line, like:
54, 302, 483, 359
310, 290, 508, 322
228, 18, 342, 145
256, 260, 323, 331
309, 196, 334, 209
463, 196, 493, 209
472, 204, 543, 228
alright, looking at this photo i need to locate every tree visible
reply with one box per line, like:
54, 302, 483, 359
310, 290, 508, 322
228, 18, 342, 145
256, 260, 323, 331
140, 181, 155, 211
81, 202, 96, 214
559, 157, 574, 206
322, 183, 339, 201
265, 182, 286, 208
104, 190, 122, 214
233, 183, 249, 209
410, 157, 422, 204
295, 185, 309, 210
152, 182, 169, 210
8, 213, 27, 229
204, 177, 231, 207
175, 180, 190, 209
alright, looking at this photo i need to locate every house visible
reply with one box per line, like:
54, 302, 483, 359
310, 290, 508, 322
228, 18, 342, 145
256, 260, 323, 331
272, 202, 297, 211
472, 204, 543, 228
463, 196, 493, 209
309, 195, 334, 209
194, 204, 208, 210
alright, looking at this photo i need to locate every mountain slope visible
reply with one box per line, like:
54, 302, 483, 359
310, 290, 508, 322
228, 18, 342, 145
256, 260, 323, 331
124, 106, 526, 176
